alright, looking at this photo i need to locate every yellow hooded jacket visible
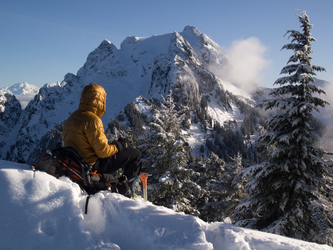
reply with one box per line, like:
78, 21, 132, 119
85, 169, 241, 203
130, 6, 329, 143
62, 84, 118, 166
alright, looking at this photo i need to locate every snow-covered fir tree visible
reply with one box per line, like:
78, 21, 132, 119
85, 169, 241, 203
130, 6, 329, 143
233, 11, 329, 243
141, 91, 197, 214
192, 152, 226, 222
192, 152, 246, 222
224, 152, 248, 216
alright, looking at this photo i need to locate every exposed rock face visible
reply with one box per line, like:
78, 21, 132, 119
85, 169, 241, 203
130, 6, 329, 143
1, 26, 265, 163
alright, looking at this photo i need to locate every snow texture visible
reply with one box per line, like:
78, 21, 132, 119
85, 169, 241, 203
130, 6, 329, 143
0, 160, 331, 250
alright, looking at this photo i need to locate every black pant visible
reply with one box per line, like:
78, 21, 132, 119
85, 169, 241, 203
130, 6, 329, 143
94, 148, 141, 181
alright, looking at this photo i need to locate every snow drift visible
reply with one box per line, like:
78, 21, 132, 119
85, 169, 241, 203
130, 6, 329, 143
0, 161, 330, 250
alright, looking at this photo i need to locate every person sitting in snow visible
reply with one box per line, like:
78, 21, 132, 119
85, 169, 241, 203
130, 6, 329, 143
62, 83, 141, 197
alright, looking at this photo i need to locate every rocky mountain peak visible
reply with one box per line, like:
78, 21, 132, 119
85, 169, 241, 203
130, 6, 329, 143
0, 26, 258, 163
120, 36, 140, 49
182, 25, 202, 37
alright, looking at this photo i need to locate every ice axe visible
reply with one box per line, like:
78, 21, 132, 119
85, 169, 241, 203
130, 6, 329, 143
131, 173, 151, 201
140, 173, 149, 201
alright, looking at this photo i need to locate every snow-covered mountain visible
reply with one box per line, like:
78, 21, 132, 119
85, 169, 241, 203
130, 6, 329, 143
1, 25, 331, 164
7, 82, 39, 96
0, 25, 262, 163
1, 25, 332, 248
0, 160, 331, 250
0, 82, 39, 109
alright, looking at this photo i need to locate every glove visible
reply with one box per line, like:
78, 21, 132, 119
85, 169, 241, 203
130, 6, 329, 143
113, 140, 123, 152
118, 137, 129, 149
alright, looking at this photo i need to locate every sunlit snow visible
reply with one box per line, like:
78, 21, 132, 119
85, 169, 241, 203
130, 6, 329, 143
0, 161, 331, 250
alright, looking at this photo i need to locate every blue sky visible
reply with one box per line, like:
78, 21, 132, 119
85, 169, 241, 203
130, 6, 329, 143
1, 0, 332, 89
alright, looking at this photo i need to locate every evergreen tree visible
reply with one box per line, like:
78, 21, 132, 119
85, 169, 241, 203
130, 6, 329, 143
142, 91, 196, 214
193, 152, 246, 222
233, 11, 329, 241
224, 152, 248, 216
193, 152, 226, 222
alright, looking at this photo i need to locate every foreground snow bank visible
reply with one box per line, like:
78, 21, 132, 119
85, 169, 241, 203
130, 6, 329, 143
0, 161, 331, 250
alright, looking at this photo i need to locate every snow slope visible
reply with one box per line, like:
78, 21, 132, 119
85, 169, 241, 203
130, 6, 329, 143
0, 161, 331, 250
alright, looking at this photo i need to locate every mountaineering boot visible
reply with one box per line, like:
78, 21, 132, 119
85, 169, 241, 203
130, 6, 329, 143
117, 175, 132, 198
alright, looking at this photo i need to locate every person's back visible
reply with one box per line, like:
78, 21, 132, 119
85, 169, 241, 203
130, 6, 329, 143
62, 83, 141, 197
62, 84, 118, 166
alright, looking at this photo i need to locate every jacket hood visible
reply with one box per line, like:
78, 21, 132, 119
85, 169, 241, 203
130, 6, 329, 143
79, 84, 106, 117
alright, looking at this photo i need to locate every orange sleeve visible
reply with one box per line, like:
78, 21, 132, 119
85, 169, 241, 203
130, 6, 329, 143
85, 117, 118, 159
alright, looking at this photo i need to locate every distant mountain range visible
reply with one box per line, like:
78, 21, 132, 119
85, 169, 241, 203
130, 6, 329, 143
0, 82, 39, 108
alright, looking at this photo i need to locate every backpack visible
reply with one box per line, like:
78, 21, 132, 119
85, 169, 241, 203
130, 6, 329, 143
36, 147, 119, 195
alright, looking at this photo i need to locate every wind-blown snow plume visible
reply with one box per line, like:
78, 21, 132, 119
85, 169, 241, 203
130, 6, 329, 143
224, 37, 270, 94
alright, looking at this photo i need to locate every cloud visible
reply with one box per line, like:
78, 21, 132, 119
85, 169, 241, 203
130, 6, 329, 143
319, 80, 333, 129
315, 80, 333, 158
323, 79, 333, 107
224, 37, 271, 93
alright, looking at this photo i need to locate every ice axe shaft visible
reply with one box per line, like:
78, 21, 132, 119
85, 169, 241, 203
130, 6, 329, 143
140, 173, 149, 201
